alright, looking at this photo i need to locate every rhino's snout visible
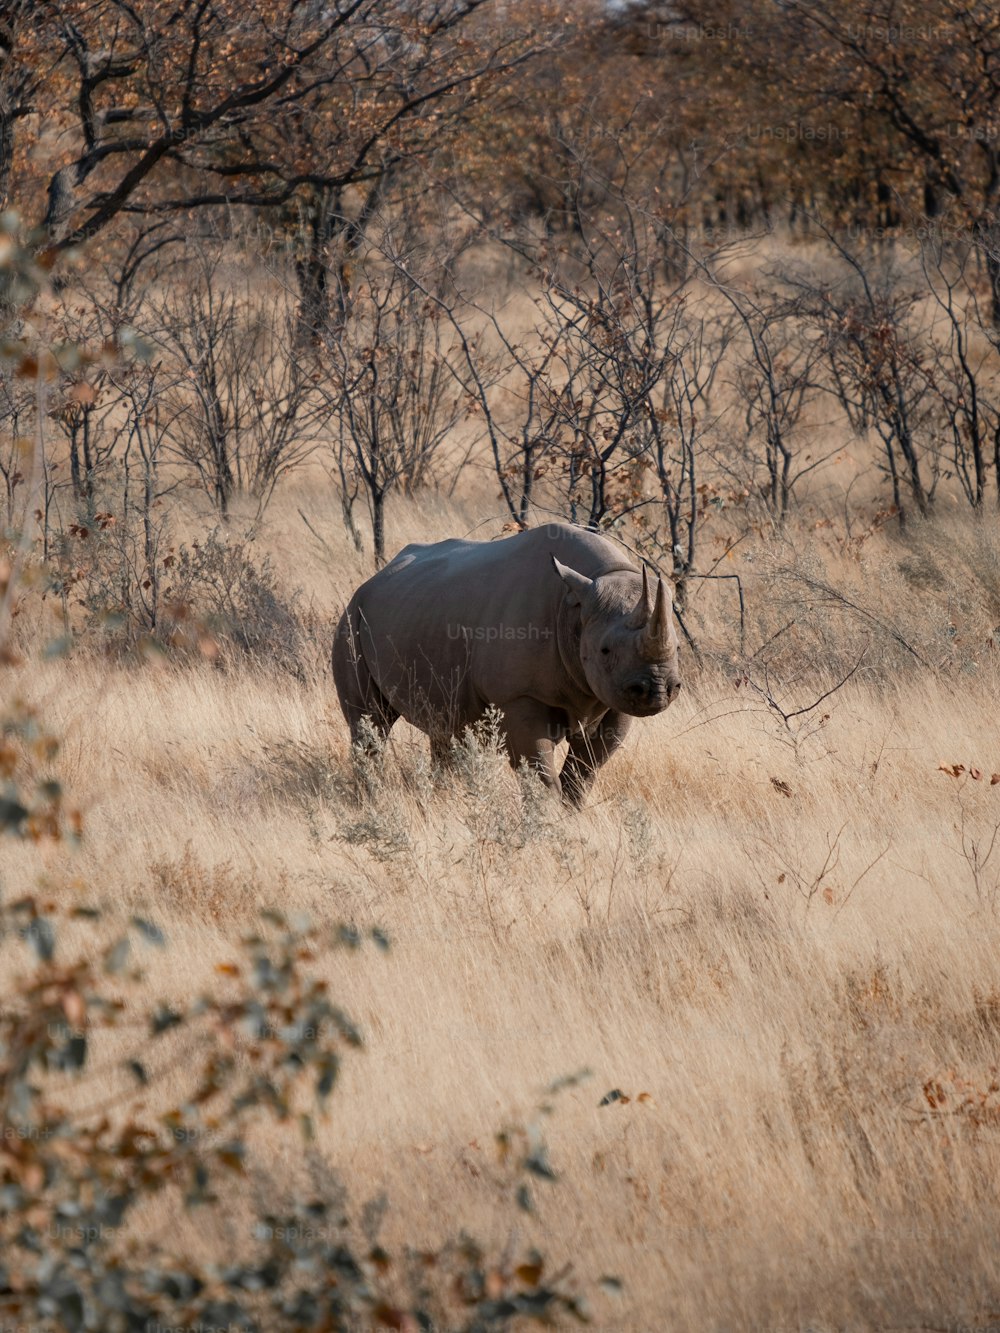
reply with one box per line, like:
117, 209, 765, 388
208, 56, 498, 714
623, 671, 681, 715
624, 676, 656, 708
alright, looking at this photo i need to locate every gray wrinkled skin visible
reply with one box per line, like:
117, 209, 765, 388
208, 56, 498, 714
332, 523, 682, 807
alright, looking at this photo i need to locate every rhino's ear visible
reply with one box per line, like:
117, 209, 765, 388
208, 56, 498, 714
552, 556, 594, 607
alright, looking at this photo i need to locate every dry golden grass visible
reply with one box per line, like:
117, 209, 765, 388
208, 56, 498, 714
6, 474, 1000, 1330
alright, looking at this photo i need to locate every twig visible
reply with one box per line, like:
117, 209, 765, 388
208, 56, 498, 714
672, 603, 703, 669
834, 838, 893, 917
687, 570, 745, 655
298, 508, 336, 558
748, 618, 796, 665
746, 640, 870, 729
786, 571, 929, 667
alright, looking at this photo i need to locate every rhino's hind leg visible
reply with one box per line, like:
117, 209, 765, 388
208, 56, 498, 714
345, 686, 399, 755
560, 711, 632, 808
332, 607, 399, 752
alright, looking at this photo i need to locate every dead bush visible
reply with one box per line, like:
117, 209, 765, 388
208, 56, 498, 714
163, 529, 309, 677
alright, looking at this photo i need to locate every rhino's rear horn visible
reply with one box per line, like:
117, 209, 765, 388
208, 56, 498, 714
626, 566, 652, 630
552, 555, 594, 606
642, 576, 672, 655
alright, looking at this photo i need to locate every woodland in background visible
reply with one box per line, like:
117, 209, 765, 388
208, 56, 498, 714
2, 0, 1000, 618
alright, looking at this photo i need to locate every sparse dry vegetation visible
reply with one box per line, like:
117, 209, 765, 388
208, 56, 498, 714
6, 481, 1000, 1330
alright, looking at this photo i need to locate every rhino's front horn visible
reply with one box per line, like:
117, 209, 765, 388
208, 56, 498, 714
626, 566, 652, 630
642, 576, 672, 655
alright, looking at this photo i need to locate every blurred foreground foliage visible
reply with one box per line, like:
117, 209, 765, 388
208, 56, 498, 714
0, 900, 596, 1330
0, 687, 79, 842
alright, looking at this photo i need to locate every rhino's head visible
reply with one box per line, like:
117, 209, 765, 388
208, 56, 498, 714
553, 557, 682, 717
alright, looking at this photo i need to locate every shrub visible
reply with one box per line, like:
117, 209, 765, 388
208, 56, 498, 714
163, 528, 310, 676
0, 899, 597, 1331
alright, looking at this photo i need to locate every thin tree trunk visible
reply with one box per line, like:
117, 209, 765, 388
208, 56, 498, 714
69, 424, 82, 499
0, 109, 13, 217
518, 443, 534, 524
208, 375, 232, 519
144, 454, 157, 631
81, 407, 95, 516
882, 433, 905, 526
372, 488, 386, 569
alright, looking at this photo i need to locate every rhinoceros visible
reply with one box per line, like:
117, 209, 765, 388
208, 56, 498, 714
332, 522, 681, 806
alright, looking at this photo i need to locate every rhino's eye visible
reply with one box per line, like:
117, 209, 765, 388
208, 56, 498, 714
600, 646, 610, 655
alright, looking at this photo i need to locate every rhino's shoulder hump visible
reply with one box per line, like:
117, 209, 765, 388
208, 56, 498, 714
517, 522, 638, 577
383, 551, 417, 576
384, 538, 465, 573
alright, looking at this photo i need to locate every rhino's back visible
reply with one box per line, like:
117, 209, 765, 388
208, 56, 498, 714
351, 524, 635, 732
383, 523, 634, 586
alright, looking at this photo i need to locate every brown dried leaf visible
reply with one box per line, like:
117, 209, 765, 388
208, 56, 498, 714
372, 1305, 417, 1332
62, 990, 86, 1027
923, 1079, 946, 1110
67, 382, 96, 406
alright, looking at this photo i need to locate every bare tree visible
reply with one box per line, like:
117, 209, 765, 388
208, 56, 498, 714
529, 168, 733, 597
150, 248, 317, 519
641, 308, 731, 605
105, 356, 187, 640
321, 221, 479, 566
49, 381, 120, 517
721, 284, 827, 520
794, 239, 934, 525
0, 368, 32, 525
435, 154, 717, 537
4, 1, 545, 259
918, 235, 1000, 510
403, 277, 576, 529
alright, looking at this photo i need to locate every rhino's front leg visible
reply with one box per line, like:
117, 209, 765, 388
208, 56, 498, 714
560, 711, 632, 808
500, 697, 567, 796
